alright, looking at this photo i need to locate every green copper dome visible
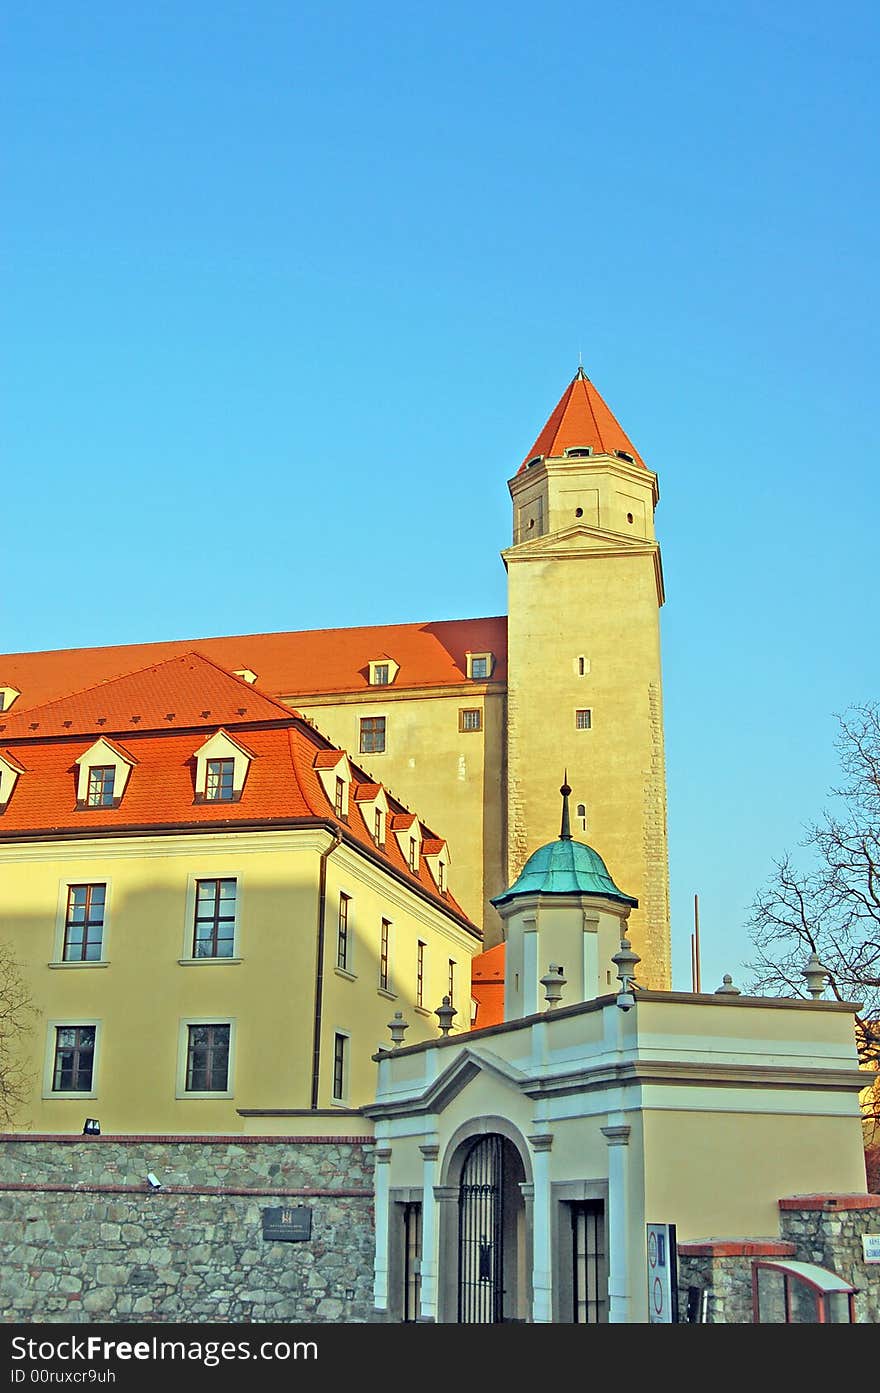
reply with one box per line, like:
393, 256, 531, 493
491, 776, 638, 909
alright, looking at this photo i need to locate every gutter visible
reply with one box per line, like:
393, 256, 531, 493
310, 825, 343, 1109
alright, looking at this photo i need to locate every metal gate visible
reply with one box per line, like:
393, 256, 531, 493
572, 1200, 607, 1323
458, 1134, 505, 1323
402, 1202, 422, 1323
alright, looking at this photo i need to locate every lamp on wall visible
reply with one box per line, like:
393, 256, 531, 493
82, 1118, 100, 1136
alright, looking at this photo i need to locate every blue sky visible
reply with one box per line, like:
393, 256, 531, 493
3, 1, 878, 990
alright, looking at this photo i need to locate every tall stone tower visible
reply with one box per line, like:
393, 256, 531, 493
503, 367, 670, 988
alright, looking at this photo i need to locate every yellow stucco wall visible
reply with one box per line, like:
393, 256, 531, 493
1, 828, 479, 1133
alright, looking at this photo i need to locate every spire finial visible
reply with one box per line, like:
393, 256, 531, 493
560, 770, 572, 840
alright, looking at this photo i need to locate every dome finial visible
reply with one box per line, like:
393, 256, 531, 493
559, 770, 572, 841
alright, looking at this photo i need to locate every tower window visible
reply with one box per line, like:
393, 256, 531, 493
616, 450, 634, 463
626, 512, 634, 524
575, 507, 584, 518
575, 709, 592, 731
565, 447, 593, 458
576, 802, 587, 831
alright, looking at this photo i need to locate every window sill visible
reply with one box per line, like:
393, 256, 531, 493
377, 987, 398, 1001
44, 1090, 97, 1101
48, 961, 110, 970
178, 957, 243, 967
414, 1005, 432, 1017
175, 1090, 234, 1101
334, 966, 357, 983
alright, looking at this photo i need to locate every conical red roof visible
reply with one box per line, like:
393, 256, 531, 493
518, 367, 644, 472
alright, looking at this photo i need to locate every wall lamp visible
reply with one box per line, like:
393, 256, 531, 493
82, 1118, 101, 1136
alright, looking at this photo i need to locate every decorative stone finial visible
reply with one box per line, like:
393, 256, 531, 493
802, 950, 830, 1000
714, 974, 741, 996
540, 963, 567, 1010
387, 1010, 410, 1047
434, 995, 456, 1036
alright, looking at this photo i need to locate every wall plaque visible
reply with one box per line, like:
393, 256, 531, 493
262, 1206, 312, 1242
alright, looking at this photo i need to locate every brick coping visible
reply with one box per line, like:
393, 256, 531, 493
0, 1182, 373, 1198
677, 1239, 796, 1258
0, 1133, 372, 1146
778, 1193, 880, 1211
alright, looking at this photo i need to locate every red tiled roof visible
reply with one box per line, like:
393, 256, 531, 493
470, 942, 505, 1029
0, 661, 476, 933
518, 367, 645, 473
422, 837, 446, 855
313, 749, 347, 769
352, 783, 382, 800
0, 652, 295, 738
0, 617, 509, 715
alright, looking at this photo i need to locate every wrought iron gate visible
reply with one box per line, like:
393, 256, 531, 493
458, 1134, 505, 1323
402, 1202, 422, 1323
572, 1200, 607, 1323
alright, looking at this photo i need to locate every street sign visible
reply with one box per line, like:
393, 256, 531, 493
647, 1222, 679, 1323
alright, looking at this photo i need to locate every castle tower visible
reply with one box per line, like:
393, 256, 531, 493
503, 367, 670, 988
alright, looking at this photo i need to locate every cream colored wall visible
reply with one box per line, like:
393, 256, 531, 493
319, 843, 479, 1108
642, 1109, 868, 1240
295, 688, 507, 938
505, 455, 670, 989
0, 828, 479, 1133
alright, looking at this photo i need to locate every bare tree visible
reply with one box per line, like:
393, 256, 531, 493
0, 943, 38, 1128
746, 703, 880, 1139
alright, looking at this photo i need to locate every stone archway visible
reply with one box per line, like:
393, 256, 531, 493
437, 1117, 533, 1323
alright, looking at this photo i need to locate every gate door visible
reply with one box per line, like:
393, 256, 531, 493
458, 1134, 505, 1323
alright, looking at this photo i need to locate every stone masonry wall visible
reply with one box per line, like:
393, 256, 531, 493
0, 1136, 376, 1324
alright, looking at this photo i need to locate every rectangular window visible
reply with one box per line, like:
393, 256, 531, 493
87, 766, 116, 807
380, 918, 390, 991
373, 664, 389, 686
53, 1026, 95, 1092
337, 893, 350, 970
186, 1024, 230, 1092
63, 884, 106, 962
359, 717, 386, 754
206, 757, 235, 801
334, 776, 345, 817
417, 941, 425, 1008
470, 656, 489, 680
459, 708, 482, 732
333, 1032, 348, 1101
374, 808, 385, 847
448, 958, 455, 1005
193, 879, 237, 958
575, 709, 593, 730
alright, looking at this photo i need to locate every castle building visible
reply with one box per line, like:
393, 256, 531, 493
0, 653, 480, 1133
0, 367, 671, 987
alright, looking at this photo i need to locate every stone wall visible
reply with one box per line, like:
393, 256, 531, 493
678, 1195, 880, 1324
0, 1135, 376, 1324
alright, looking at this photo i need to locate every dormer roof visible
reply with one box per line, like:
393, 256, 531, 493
518, 366, 645, 473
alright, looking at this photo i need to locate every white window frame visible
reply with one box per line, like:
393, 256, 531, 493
179, 873, 243, 964
43, 1019, 102, 1100
193, 730, 252, 803
74, 738, 135, 807
51, 878, 112, 967
466, 651, 495, 681
176, 1017, 237, 1100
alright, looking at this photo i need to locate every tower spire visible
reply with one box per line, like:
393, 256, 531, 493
559, 771, 572, 841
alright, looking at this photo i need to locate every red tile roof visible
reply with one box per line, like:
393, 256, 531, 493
0, 617, 508, 715
0, 652, 295, 739
0, 659, 477, 935
470, 942, 505, 1028
519, 367, 645, 473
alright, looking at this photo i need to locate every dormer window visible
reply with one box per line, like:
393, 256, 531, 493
313, 748, 352, 821
87, 766, 116, 808
0, 751, 25, 810
525, 456, 542, 469
368, 658, 399, 687
422, 838, 450, 896
565, 446, 593, 458
409, 837, 418, 872
75, 738, 136, 809
193, 730, 254, 804
466, 651, 495, 681
374, 808, 385, 847
0, 687, 20, 713
206, 758, 235, 802
616, 450, 634, 463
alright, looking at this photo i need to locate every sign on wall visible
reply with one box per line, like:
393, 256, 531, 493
262, 1206, 312, 1242
647, 1223, 679, 1323
862, 1234, 880, 1263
